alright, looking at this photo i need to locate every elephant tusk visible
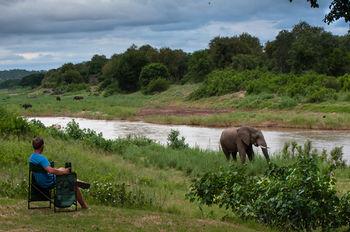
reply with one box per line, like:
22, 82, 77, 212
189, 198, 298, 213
259, 145, 269, 149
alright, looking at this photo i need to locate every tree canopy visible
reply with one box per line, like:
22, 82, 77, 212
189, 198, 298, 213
290, 0, 350, 25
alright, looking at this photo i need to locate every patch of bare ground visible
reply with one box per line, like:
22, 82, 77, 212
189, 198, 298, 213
138, 106, 233, 116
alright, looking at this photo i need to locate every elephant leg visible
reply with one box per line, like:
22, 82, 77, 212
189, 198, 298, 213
237, 145, 247, 164
222, 147, 231, 161
247, 145, 254, 161
232, 149, 237, 161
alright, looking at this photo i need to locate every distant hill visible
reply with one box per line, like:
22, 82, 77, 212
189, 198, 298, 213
0, 69, 42, 81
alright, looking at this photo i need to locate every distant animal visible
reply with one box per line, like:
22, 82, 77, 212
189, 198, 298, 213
21, 103, 32, 110
73, 96, 84, 100
220, 126, 270, 163
56, 96, 61, 101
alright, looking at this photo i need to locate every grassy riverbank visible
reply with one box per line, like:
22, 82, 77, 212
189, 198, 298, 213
1, 84, 350, 129
1, 108, 350, 231
0, 120, 271, 231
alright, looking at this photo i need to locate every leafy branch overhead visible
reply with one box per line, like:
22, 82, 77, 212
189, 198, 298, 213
290, 0, 350, 24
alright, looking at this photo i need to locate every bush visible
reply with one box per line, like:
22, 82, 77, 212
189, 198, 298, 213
88, 180, 156, 208
189, 69, 243, 99
189, 69, 341, 104
139, 63, 170, 87
0, 107, 31, 137
102, 81, 119, 97
188, 142, 350, 231
142, 78, 170, 95
167, 129, 189, 149
304, 87, 337, 103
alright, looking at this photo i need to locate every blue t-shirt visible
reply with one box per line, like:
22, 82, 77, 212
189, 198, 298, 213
29, 153, 56, 188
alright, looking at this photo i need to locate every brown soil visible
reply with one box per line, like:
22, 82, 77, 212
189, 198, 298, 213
138, 106, 233, 116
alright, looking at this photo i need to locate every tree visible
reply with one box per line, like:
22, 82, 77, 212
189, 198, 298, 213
89, 54, 108, 75
209, 33, 262, 69
139, 63, 170, 87
158, 48, 188, 82
185, 50, 213, 82
111, 47, 149, 92
62, 70, 84, 84
289, 0, 350, 25
20, 73, 44, 88
139, 44, 159, 63
265, 30, 294, 72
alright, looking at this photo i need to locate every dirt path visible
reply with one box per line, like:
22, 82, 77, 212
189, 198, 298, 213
138, 106, 233, 116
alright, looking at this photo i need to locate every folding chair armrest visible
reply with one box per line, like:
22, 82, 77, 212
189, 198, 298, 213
29, 163, 47, 173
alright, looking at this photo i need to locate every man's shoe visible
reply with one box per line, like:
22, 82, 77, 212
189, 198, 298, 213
77, 180, 91, 189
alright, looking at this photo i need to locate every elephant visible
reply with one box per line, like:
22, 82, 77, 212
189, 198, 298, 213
220, 126, 270, 163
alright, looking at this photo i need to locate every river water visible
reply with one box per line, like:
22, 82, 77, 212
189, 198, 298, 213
28, 117, 350, 162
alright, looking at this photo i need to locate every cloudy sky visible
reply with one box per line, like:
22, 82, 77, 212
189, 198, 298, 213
0, 0, 348, 70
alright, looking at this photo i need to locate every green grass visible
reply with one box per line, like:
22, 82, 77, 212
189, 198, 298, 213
1, 198, 254, 232
0, 134, 272, 231
1, 84, 350, 129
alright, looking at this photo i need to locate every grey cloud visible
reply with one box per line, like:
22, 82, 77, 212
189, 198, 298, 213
0, 0, 348, 70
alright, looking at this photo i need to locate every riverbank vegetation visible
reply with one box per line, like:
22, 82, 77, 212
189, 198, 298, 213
1, 107, 350, 231
2, 84, 350, 129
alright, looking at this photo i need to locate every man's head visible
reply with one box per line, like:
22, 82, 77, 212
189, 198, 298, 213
32, 137, 44, 153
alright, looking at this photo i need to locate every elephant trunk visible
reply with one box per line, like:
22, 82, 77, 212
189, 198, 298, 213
258, 140, 270, 162
261, 147, 270, 162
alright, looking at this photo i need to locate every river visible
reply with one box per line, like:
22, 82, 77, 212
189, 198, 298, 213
28, 117, 350, 163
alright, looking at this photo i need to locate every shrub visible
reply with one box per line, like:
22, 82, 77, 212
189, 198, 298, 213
167, 129, 189, 149
0, 107, 31, 137
304, 87, 337, 103
64, 83, 88, 92
142, 78, 170, 95
88, 180, 156, 208
65, 120, 85, 140
339, 74, 350, 91
188, 142, 350, 231
189, 69, 341, 104
276, 96, 298, 109
189, 69, 243, 99
102, 81, 119, 97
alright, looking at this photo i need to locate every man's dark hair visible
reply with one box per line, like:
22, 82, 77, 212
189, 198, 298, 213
32, 137, 44, 150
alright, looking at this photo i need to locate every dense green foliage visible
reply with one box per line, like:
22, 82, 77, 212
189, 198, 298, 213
0, 108, 30, 137
0, 79, 21, 89
184, 50, 213, 83
142, 78, 170, 95
188, 142, 350, 231
265, 22, 350, 75
0, 72, 44, 89
0, 69, 40, 81
19, 73, 44, 88
139, 63, 170, 88
190, 69, 347, 103
167, 129, 189, 150
209, 33, 263, 69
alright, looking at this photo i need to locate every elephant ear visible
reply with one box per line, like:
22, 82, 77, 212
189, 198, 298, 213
237, 128, 250, 146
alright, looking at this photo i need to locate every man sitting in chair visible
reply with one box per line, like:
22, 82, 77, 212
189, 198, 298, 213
29, 137, 89, 209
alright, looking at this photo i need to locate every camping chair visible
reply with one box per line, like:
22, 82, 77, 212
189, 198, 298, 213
28, 162, 54, 209
28, 162, 78, 212
54, 172, 78, 212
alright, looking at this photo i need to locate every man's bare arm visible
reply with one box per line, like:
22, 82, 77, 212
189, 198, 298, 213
45, 166, 70, 175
